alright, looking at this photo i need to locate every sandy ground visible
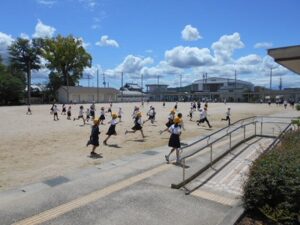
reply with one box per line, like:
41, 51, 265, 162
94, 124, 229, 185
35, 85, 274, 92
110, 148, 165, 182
0, 102, 295, 191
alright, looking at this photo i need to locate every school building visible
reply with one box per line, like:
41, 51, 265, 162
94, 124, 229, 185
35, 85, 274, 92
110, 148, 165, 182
146, 77, 254, 102
57, 86, 119, 103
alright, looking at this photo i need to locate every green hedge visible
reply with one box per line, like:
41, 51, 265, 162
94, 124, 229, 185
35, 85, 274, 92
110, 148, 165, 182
296, 104, 300, 111
243, 130, 300, 225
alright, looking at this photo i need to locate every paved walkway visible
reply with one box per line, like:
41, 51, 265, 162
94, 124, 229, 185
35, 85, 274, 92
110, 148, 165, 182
0, 111, 298, 225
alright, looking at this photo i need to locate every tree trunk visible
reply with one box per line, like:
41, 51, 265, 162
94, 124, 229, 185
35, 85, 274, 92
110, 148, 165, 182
27, 62, 31, 105
66, 73, 69, 103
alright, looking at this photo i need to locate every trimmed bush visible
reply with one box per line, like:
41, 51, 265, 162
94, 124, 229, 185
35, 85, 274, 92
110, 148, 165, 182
296, 104, 300, 111
243, 130, 300, 225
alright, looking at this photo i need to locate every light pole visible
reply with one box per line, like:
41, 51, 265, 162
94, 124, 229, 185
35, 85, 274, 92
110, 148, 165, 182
269, 67, 273, 90
97, 69, 99, 103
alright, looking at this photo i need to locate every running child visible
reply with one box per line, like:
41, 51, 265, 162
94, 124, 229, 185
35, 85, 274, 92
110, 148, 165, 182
221, 107, 231, 126
174, 101, 178, 111
90, 103, 96, 119
67, 106, 72, 120
177, 112, 185, 130
144, 106, 156, 124
26, 104, 32, 115
197, 107, 212, 128
131, 106, 140, 119
73, 105, 85, 125
283, 100, 288, 109
86, 108, 90, 122
98, 107, 106, 124
118, 107, 123, 122
197, 101, 201, 111
86, 119, 101, 157
188, 107, 193, 121
103, 113, 118, 145
61, 104, 66, 115
160, 109, 176, 134
53, 105, 59, 121
106, 106, 112, 117
125, 112, 145, 138
165, 117, 182, 165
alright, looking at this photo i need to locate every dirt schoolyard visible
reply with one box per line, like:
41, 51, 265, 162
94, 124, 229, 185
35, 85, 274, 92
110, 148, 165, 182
0, 102, 293, 190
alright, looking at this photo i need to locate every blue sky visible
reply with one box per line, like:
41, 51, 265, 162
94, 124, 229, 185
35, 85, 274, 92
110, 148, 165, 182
1, 0, 300, 89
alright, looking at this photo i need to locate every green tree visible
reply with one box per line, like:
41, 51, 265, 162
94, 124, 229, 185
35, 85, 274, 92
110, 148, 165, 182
9, 38, 42, 105
0, 56, 25, 105
42, 35, 92, 102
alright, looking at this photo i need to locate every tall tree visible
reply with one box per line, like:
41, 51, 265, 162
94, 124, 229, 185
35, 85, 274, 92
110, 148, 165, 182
9, 38, 42, 104
0, 56, 25, 105
42, 35, 92, 102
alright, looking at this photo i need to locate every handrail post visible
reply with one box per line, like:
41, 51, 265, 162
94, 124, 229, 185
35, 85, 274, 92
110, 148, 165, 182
254, 121, 257, 136
210, 144, 213, 168
244, 125, 246, 140
182, 158, 185, 186
229, 132, 232, 149
261, 117, 263, 135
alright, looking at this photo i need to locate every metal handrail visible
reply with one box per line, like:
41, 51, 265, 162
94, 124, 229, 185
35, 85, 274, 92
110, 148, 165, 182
263, 123, 293, 154
180, 116, 295, 151
180, 121, 257, 161
181, 116, 296, 155
171, 116, 296, 190
180, 116, 256, 151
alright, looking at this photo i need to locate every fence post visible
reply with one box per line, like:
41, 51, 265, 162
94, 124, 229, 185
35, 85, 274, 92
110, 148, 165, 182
182, 158, 185, 184
260, 117, 263, 135
210, 144, 213, 168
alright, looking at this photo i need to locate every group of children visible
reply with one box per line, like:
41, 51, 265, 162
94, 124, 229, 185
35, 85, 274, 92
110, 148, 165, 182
85, 101, 234, 163
26, 101, 233, 163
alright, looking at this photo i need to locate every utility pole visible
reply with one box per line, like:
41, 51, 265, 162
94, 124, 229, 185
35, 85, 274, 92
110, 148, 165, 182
141, 73, 144, 92
121, 72, 124, 102
234, 70, 237, 102
97, 69, 99, 103
234, 70, 237, 90
87, 74, 90, 87
141, 73, 144, 102
179, 74, 182, 88
279, 76, 282, 90
269, 67, 273, 90
103, 72, 106, 87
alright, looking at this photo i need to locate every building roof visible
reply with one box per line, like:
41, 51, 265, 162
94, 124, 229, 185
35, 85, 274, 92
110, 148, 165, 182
146, 84, 168, 87
268, 45, 300, 75
124, 83, 142, 89
193, 77, 253, 86
119, 90, 146, 96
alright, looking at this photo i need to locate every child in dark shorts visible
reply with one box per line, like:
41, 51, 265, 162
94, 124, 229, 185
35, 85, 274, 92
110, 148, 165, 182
103, 113, 118, 145
87, 119, 101, 156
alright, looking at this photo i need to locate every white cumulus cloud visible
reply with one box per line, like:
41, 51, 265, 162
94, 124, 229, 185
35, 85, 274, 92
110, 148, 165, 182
36, 0, 56, 7
237, 54, 262, 65
96, 35, 119, 48
0, 32, 14, 61
141, 61, 182, 79
32, 20, 56, 38
254, 42, 273, 49
212, 32, 245, 64
165, 46, 215, 68
115, 55, 153, 74
181, 25, 202, 41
